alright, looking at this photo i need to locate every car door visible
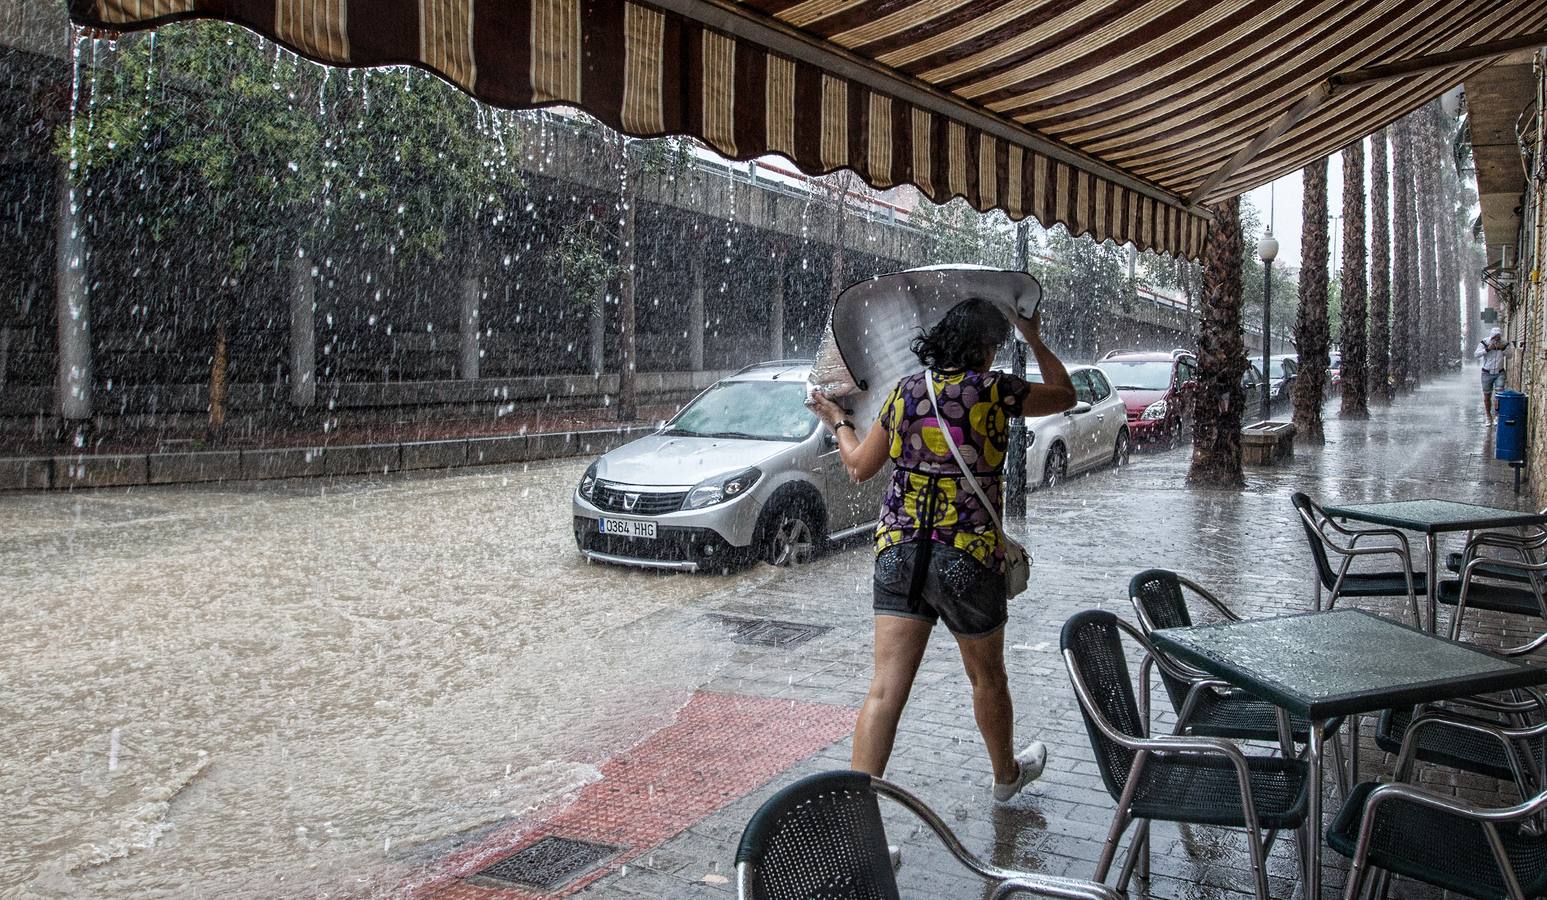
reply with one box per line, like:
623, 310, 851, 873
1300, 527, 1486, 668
817, 428, 872, 532
1242, 363, 1264, 421
1084, 369, 1123, 465
1176, 358, 1198, 425
1067, 370, 1103, 471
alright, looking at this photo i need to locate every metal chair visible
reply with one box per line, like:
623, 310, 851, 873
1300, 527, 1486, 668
1128, 569, 1321, 746
1061, 609, 1310, 900
1329, 729, 1547, 900
734, 769, 1120, 900
1374, 702, 1547, 803
1443, 508, 1547, 582
1290, 492, 1424, 627
1440, 536, 1547, 654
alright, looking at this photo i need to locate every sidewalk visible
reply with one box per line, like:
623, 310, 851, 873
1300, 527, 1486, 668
425, 371, 1535, 899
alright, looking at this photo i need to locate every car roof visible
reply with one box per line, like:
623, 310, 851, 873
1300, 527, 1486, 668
1098, 350, 1193, 362
723, 359, 813, 382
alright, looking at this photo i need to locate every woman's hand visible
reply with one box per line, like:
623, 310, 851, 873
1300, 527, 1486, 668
1009, 303, 1047, 348
805, 392, 848, 429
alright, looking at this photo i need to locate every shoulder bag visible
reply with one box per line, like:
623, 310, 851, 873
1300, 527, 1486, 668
924, 373, 1031, 598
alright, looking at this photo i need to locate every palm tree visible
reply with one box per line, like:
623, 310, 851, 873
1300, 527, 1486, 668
1369, 127, 1392, 403
1340, 138, 1368, 418
1292, 157, 1330, 443
1415, 103, 1441, 376
1187, 196, 1247, 488
1390, 115, 1417, 391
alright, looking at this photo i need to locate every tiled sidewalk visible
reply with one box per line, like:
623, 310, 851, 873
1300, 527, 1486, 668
476, 371, 1535, 899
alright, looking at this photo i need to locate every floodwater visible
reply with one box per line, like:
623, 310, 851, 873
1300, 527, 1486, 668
0, 460, 762, 898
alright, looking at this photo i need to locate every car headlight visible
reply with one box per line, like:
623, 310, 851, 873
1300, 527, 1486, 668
578, 462, 599, 499
1140, 399, 1168, 420
683, 467, 762, 510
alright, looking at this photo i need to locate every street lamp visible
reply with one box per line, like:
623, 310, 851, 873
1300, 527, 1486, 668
1259, 230, 1279, 419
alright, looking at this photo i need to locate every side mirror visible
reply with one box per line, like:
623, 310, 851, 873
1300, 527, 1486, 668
823, 431, 839, 450
1066, 401, 1093, 416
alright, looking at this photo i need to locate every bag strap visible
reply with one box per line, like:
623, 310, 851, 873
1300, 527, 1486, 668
924, 372, 1008, 538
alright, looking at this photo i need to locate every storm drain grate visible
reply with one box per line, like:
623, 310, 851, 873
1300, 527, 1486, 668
471, 835, 624, 892
707, 614, 831, 648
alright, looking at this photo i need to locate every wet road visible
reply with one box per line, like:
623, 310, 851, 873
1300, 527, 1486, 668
0, 461, 778, 898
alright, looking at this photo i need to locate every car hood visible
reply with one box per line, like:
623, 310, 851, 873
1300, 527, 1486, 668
593, 433, 796, 487
1114, 388, 1167, 411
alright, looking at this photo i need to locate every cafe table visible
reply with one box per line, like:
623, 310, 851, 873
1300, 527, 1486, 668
1321, 499, 1547, 634
1152, 608, 1547, 900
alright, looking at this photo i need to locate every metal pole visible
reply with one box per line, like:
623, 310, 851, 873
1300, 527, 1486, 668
1006, 220, 1031, 517
1262, 259, 1273, 418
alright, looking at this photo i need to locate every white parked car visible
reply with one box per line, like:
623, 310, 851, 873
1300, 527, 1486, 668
1022, 363, 1131, 487
573, 361, 884, 572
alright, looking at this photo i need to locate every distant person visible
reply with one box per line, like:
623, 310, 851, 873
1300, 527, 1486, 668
806, 298, 1076, 803
1476, 327, 1512, 425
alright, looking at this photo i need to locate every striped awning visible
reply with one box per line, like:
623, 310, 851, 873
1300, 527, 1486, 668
68, 1, 1547, 259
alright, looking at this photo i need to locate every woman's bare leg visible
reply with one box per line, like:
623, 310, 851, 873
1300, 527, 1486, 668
955, 626, 1018, 783
850, 615, 933, 777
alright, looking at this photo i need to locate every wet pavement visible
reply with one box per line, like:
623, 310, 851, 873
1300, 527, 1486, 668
2, 369, 1533, 899
566, 369, 1536, 900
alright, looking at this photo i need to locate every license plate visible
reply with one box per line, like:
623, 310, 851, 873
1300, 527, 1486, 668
599, 518, 657, 540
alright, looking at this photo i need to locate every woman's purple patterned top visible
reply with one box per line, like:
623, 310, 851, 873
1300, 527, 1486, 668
874, 369, 1032, 572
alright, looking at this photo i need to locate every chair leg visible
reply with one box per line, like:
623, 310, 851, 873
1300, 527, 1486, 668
1349, 715, 1360, 788
1094, 810, 1132, 884
1330, 730, 1350, 797
1115, 820, 1149, 892
1141, 820, 1150, 884
1244, 826, 1272, 900
1314, 578, 1323, 611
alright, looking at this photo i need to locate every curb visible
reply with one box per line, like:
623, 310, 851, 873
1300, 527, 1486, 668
0, 427, 653, 492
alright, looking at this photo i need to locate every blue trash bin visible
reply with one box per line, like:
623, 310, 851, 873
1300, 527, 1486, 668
1496, 390, 1528, 462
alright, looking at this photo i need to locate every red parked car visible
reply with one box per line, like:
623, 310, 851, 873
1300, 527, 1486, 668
1095, 349, 1199, 448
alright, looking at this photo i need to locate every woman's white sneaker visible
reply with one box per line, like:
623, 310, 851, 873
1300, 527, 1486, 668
992, 742, 1048, 803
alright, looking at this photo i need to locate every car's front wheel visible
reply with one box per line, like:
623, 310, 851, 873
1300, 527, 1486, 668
1042, 443, 1068, 488
758, 498, 822, 566
1112, 429, 1132, 468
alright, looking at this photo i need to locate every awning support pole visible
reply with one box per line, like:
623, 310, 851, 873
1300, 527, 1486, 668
1188, 30, 1547, 205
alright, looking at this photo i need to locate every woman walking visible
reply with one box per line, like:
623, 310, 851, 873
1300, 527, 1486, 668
807, 297, 1075, 801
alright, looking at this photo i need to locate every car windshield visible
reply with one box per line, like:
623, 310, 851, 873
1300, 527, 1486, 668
1097, 361, 1173, 390
665, 380, 816, 441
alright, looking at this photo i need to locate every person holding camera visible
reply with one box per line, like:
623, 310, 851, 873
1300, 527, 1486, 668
1475, 327, 1512, 425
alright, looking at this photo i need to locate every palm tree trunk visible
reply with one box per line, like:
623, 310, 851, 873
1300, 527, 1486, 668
1340, 138, 1369, 418
1292, 158, 1331, 443
1391, 115, 1417, 392
1369, 127, 1392, 403
1415, 103, 1440, 377
1187, 197, 1246, 488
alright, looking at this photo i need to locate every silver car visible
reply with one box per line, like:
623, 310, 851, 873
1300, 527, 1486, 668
573, 361, 884, 572
1023, 363, 1131, 487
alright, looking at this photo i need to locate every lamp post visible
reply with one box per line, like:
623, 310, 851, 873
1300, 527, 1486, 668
1005, 219, 1031, 517
1259, 230, 1279, 418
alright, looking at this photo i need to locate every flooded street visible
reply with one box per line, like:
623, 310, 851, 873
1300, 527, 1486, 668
0, 461, 767, 898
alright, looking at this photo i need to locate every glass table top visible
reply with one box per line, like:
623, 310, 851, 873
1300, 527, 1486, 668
1153, 609, 1546, 718
1320, 499, 1547, 534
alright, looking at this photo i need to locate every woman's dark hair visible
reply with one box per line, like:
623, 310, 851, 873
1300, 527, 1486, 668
911, 297, 1012, 371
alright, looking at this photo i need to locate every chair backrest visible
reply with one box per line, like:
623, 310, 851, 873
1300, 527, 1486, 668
1128, 569, 1198, 712
735, 770, 899, 900
1061, 609, 1144, 802
1290, 492, 1337, 587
